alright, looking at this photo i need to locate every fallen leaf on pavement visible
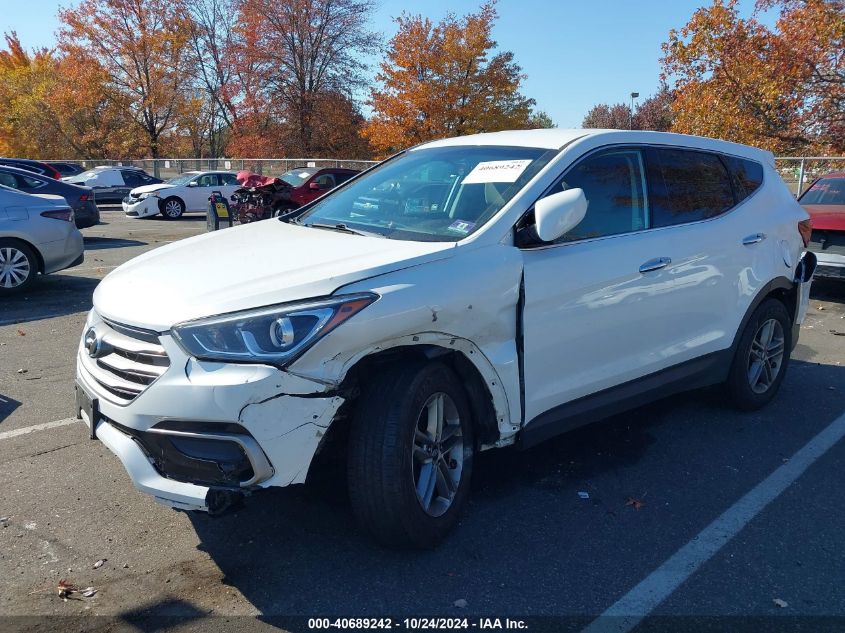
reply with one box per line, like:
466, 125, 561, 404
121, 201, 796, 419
57, 580, 77, 600
92, 559, 106, 570
82, 588, 97, 598
625, 497, 647, 510
16, 329, 25, 336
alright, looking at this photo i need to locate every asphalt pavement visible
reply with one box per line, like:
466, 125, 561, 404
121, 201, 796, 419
1, 209, 844, 632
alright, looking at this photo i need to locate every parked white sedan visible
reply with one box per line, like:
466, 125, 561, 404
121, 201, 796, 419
123, 171, 240, 219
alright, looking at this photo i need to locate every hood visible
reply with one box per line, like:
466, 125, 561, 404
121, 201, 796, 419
802, 204, 845, 231
130, 183, 173, 196
93, 221, 454, 330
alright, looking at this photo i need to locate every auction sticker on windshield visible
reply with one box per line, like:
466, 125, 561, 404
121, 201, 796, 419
462, 159, 532, 184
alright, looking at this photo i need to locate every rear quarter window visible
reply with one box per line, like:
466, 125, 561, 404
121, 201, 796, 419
646, 148, 735, 227
723, 155, 764, 202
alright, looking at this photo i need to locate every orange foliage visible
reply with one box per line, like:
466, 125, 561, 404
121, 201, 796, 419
363, 2, 536, 157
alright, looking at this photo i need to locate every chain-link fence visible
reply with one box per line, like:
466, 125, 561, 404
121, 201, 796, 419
59, 155, 844, 197
774, 157, 845, 196
59, 158, 378, 181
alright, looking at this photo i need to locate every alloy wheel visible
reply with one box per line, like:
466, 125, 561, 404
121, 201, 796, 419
0, 246, 32, 289
165, 200, 183, 218
747, 318, 785, 394
412, 392, 464, 517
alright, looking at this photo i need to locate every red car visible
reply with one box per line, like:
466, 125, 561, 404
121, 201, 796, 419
277, 167, 358, 211
798, 171, 845, 280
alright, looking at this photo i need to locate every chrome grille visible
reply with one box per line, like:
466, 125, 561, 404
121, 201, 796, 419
80, 319, 169, 403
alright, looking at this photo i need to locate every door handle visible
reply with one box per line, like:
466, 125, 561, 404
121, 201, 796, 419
742, 233, 766, 245
639, 257, 671, 273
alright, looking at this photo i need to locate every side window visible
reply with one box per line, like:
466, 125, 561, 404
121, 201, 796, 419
544, 149, 648, 242
122, 171, 143, 187
646, 149, 734, 227
334, 172, 354, 185
221, 173, 239, 185
197, 174, 218, 187
722, 155, 763, 202
0, 172, 18, 189
20, 175, 46, 190
314, 174, 336, 189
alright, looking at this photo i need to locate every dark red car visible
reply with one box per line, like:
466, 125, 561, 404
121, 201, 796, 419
277, 167, 358, 211
798, 171, 845, 280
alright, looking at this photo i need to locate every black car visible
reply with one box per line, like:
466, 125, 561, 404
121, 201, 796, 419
0, 165, 100, 228
64, 167, 161, 204
0, 158, 63, 180
46, 161, 86, 177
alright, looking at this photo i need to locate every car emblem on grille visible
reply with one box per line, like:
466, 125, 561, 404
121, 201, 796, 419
84, 328, 103, 358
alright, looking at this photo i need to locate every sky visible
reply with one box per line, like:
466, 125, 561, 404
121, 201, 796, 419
2, 0, 777, 128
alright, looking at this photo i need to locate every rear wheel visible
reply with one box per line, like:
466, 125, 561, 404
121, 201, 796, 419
0, 239, 37, 295
348, 362, 474, 548
160, 197, 184, 219
726, 298, 792, 410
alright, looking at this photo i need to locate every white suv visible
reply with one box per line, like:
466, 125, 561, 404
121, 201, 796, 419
76, 129, 815, 547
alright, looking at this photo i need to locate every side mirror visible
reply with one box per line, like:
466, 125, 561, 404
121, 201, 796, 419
186, 181, 198, 187
308, 181, 321, 191
534, 188, 588, 242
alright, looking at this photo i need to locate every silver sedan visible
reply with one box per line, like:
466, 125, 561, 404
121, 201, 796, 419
0, 186, 84, 294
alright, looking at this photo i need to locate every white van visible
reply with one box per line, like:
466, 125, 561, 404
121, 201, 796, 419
76, 129, 814, 547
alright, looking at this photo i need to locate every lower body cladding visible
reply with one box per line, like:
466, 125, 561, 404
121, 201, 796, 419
76, 329, 344, 513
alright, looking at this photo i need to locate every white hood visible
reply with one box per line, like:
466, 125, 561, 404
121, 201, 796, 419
130, 183, 173, 196
93, 221, 454, 330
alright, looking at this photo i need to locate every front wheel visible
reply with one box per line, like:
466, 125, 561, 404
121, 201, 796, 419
726, 298, 792, 411
348, 362, 474, 548
159, 197, 185, 219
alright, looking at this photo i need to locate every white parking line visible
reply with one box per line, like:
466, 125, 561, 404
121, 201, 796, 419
0, 418, 79, 441
583, 409, 845, 633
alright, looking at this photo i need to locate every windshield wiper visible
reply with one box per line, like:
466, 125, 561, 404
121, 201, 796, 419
305, 222, 380, 237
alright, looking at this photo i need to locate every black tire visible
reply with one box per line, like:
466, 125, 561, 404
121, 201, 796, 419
726, 298, 792, 411
159, 197, 185, 219
0, 238, 38, 295
348, 361, 475, 548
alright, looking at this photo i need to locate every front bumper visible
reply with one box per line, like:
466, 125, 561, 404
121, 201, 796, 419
123, 197, 159, 218
75, 311, 345, 511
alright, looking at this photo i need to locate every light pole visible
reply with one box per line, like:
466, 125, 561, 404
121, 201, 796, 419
630, 92, 639, 129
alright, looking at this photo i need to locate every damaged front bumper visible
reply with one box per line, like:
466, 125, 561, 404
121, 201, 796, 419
122, 197, 159, 218
76, 311, 344, 512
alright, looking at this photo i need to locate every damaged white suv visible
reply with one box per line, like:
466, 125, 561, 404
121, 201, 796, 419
76, 129, 815, 547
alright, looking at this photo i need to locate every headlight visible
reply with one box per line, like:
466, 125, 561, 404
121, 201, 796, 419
137, 192, 154, 200
171, 293, 377, 367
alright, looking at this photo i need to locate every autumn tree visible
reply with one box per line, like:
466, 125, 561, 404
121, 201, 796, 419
633, 85, 675, 131
0, 32, 138, 159
363, 2, 536, 156
581, 103, 632, 129
662, 0, 844, 153
233, 0, 378, 156
58, 0, 192, 161
528, 111, 556, 129
185, 0, 239, 157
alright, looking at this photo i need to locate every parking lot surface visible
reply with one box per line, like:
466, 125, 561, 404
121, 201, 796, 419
1, 209, 844, 631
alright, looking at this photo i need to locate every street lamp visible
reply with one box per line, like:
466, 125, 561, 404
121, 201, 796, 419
630, 92, 639, 129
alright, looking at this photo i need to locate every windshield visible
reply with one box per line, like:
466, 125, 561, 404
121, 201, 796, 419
280, 169, 317, 187
799, 177, 845, 205
167, 174, 197, 186
75, 169, 101, 179
297, 145, 555, 241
